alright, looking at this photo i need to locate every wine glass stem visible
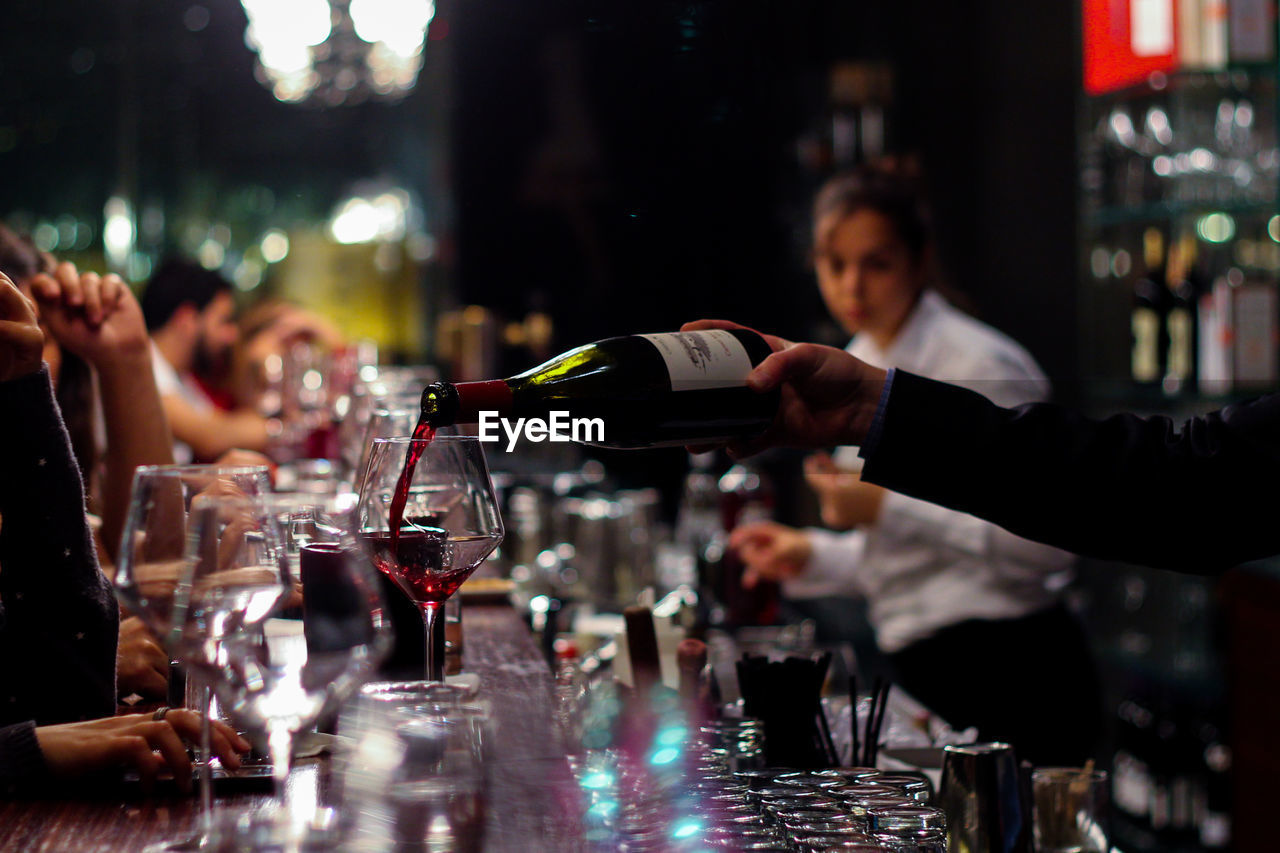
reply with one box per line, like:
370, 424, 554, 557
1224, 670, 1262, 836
268, 724, 293, 807
420, 601, 445, 682
194, 676, 214, 832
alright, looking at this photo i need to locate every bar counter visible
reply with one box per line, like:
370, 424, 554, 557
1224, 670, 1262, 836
0, 604, 587, 852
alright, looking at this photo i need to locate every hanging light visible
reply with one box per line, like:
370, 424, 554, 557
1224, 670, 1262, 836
241, 0, 434, 106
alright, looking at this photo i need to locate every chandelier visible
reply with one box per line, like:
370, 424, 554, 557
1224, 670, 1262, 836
241, 0, 435, 106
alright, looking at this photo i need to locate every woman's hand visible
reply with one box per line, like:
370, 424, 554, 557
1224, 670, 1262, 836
803, 452, 887, 529
680, 320, 887, 457
728, 520, 813, 589
34, 710, 252, 794
27, 262, 149, 366
116, 617, 169, 699
0, 273, 44, 382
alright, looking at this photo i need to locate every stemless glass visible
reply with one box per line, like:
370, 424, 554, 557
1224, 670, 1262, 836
113, 463, 271, 853
357, 436, 504, 682
178, 491, 391, 847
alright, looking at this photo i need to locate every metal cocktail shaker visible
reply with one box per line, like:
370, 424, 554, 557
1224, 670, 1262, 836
938, 742, 1031, 853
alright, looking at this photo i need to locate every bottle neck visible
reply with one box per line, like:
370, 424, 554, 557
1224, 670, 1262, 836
452, 379, 515, 423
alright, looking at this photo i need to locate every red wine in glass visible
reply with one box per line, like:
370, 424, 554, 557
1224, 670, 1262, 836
362, 527, 471, 602
388, 419, 436, 546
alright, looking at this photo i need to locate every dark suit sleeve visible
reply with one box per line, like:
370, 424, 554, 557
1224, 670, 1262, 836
860, 370, 1280, 574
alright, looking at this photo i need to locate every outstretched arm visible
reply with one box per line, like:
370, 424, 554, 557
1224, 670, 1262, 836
861, 370, 1280, 573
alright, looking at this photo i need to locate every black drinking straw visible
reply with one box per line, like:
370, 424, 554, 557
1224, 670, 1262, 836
868, 680, 891, 766
862, 676, 884, 766
849, 675, 859, 767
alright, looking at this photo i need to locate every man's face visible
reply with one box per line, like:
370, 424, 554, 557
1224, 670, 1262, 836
194, 290, 238, 376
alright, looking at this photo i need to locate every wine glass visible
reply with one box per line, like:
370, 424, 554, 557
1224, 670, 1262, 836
113, 464, 272, 852
177, 490, 390, 847
350, 407, 458, 494
357, 436, 504, 683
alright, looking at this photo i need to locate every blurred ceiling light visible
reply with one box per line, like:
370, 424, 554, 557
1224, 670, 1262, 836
233, 258, 265, 291
329, 190, 410, 244
1197, 213, 1236, 244
33, 222, 59, 252
260, 229, 290, 263
241, 0, 432, 106
197, 238, 226, 270
103, 196, 135, 270
1268, 215, 1280, 243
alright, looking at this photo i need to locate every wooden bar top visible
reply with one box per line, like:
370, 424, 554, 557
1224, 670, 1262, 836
0, 604, 587, 852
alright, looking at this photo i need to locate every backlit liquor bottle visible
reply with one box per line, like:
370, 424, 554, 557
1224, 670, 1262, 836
418, 329, 779, 449
1164, 233, 1202, 396
1132, 227, 1170, 386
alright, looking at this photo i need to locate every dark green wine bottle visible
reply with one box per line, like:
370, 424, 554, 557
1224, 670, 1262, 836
420, 330, 779, 449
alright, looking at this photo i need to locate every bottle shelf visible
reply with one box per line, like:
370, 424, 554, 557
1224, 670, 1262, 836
1085, 198, 1278, 228
1086, 65, 1278, 102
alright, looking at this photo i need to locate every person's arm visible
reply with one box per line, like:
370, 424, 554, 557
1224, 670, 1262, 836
0, 723, 45, 795
0, 278, 117, 725
861, 369, 1280, 573
683, 318, 1280, 572
0, 712, 251, 796
28, 264, 174, 562
160, 393, 273, 461
782, 527, 871, 599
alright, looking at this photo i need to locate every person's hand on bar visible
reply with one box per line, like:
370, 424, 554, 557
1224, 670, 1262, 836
116, 617, 169, 700
0, 272, 44, 382
680, 319, 888, 458
729, 520, 812, 588
33, 709, 251, 794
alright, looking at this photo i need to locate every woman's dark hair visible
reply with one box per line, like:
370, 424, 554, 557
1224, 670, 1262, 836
0, 224, 97, 488
812, 166, 933, 261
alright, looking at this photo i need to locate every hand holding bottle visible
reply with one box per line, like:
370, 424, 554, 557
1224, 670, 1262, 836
680, 319, 888, 458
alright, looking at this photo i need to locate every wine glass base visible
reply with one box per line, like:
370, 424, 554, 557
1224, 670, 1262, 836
142, 835, 213, 853
196, 808, 347, 852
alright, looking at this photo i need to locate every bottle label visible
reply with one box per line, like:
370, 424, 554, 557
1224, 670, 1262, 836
640, 331, 755, 392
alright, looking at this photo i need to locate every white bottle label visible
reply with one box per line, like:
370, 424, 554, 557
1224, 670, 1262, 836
640, 331, 755, 392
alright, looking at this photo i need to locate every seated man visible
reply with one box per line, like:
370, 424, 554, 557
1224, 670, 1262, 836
140, 258, 277, 462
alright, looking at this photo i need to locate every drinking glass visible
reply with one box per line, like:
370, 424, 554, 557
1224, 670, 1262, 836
339, 682, 490, 852
357, 436, 504, 682
113, 464, 271, 852
1032, 767, 1110, 853
179, 490, 391, 847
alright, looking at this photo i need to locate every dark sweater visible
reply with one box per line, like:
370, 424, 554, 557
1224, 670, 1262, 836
0, 367, 119, 789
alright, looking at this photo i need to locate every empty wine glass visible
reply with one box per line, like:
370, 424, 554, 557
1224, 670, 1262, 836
177, 490, 390, 847
357, 436, 504, 682
338, 682, 490, 852
113, 464, 272, 852
350, 407, 458, 493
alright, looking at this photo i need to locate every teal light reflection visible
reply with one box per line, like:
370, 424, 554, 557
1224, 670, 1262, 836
656, 726, 687, 746
580, 771, 614, 790
650, 746, 681, 766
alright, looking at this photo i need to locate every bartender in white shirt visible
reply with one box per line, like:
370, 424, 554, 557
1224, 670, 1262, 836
731, 166, 1101, 765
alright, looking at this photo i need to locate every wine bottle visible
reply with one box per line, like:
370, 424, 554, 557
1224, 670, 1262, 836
1164, 233, 1201, 396
1132, 227, 1170, 386
418, 329, 779, 449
